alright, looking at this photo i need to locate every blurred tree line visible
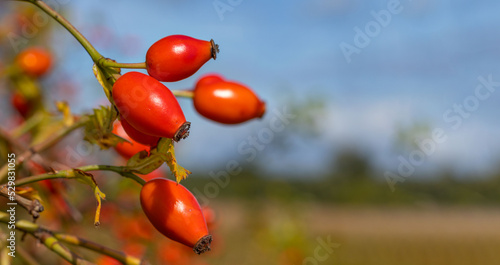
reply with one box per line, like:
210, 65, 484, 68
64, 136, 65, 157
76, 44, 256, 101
183, 147, 500, 205
182, 96, 500, 206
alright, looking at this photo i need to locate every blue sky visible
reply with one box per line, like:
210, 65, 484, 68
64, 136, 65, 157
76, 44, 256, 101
22, 0, 500, 178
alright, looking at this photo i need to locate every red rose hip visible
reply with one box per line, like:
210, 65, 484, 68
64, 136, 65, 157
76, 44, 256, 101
112, 71, 190, 141
193, 77, 266, 124
120, 118, 160, 146
16, 47, 53, 77
146, 35, 219, 82
140, 178, 212, 254
11, 92, 31, 118
112, 121, 150, 159
195, 73, 225, 89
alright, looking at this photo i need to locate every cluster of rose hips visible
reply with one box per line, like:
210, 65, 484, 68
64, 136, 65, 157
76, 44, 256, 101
91, 186, 219, 265
6, 2, 266, 259
9, 47, 52, 119
7, 36, 265, 262
113, 35, 266, 142
109, 34, 265, 254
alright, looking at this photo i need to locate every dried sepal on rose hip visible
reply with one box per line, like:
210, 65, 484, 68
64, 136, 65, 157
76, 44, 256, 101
193, 74, 266, 124
146, 35, 219, 82
140, 178, 212, 254
112, 71, 190, 141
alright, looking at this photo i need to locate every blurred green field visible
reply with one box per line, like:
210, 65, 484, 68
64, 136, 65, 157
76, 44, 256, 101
205, 200, 500, 265
3, 188, 500, 265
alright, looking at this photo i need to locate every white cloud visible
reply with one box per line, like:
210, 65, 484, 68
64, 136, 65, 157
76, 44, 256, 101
321, 97, 416, 148
319, 97, 500, 175
432, 121, 500, 174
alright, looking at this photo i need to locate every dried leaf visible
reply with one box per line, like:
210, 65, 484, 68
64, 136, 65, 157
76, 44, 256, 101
161, 138, 191, 183
125, 138, 191, 182
92, 64, 114, 102
16, 187, 43, 202
55, 101, 74, 126
72, 169, 106, 226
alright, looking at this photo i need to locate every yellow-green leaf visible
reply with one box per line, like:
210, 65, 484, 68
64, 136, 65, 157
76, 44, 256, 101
55, 101, 74, 127
126, 150, 166, 175
92, 64, 114, 102
16, 187, 43, 203
72, 169, 106, 226
162, 138, 191, 183
125, 138, 191, 182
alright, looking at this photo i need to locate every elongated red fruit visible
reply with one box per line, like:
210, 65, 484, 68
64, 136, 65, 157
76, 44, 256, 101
140, 178, 212, 254
120, 118, 160, 146
193, 76, 266, 124
146, 35, 219, 82
11, 91, 31, 118
195, 73, 224, 89
112, 72, 190, 141
112, 121, 150, 159
16, 47, 52, 77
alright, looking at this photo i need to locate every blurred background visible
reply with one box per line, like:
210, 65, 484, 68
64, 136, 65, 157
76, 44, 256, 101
1, 0, 500, 264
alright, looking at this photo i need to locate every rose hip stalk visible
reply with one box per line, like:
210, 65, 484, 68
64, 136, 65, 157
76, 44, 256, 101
112, 71, 190, 141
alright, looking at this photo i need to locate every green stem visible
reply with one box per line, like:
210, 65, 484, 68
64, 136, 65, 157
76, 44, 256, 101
15, 164, 146, 187
14, 171, 72, 186
0, 212, 141, 265
24, 0, 102, 62
41, 234, 92, 265
0, 213, 89, 264
31, 116, 88, 153
0, 116, 89, 183
21, 0, 146, 73
78, 165, 146, 186
99, 60, 147, 69
11, 111, 45, 138
54, 234, 141, 265
172, 89, 194, 98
